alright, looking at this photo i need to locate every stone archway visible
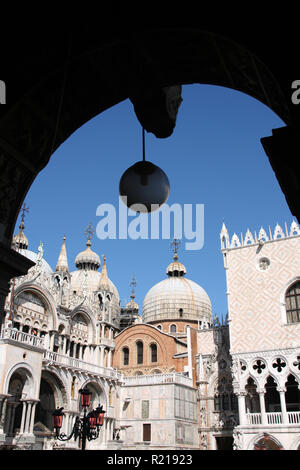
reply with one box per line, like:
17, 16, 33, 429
1, 25, 299, 332
4, 365, 36, 437
253, 433, 284, 450
35, 377, 56, 431
34, 369, 68, 436
79, 380, 107, 413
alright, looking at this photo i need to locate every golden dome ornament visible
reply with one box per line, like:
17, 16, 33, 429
119, 127, 170, 213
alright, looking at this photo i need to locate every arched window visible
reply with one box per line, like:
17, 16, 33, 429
245, 377, 260, 413
286, 282, 300, 324
123, 347, 129, 366
285, 374, 300, 411
150, 343, 157, 363
156, 325, 162, 330
214, 376, 235, 413
137, 341, 143, 364
170, 324, 177, 333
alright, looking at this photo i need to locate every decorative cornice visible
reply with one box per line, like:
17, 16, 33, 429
220, 220, 300, 251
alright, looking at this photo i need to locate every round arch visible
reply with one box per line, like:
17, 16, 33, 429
35, 369, 69, 431
150, 368, 162, 374
279, 276, 300, 324
70, 306, 97, 344
40, 369, 69, 409
79, 379, 107, 411
1, 26, 298, 250
4, 362, 36, 398
249, 433, 284, 450
1, 26, 299, 338
14, 283, 58, 331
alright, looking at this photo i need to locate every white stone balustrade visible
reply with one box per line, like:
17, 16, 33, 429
1, 328, 44, 349
123, 372, 192, 387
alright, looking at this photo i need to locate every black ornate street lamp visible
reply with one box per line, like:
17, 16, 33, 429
52, 387, 105, 451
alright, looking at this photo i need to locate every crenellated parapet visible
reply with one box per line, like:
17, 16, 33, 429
220, 220, 300, 251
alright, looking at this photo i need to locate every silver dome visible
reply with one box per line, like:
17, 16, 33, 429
142, 255, 212, 324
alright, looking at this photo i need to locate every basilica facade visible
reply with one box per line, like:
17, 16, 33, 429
0, 218, 299, 450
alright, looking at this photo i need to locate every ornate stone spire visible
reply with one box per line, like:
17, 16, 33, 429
220, 221, 230, 249
99, 255, 110, 291
126, 275, 139, 310
56, 236, 69, 272
13, 203, 29, 250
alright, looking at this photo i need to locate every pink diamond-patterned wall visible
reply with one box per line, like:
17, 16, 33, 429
225, 234, 300, 353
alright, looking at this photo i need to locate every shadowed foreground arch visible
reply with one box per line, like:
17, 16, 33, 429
0, 23, 299, 331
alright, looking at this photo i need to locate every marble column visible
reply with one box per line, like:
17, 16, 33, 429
103, 418, 107, 445
4, 401, 13, 434
258, 389, 267, 425
100, 346, 105, 367
24, 401, 32, 434
278, 387, 289, 424
106, 418, 111, 442
29, 400, 39, 433
19, 400, 28, 434
49, 331, 55, 351
237, 392, 247, 425
0, 394, 10, 433
108, 349, 112, 368
62, 335, 67, 355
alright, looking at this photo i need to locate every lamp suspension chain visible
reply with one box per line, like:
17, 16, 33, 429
142, 127, 146, 162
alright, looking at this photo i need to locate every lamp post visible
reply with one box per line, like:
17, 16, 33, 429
52, 387, 105, 450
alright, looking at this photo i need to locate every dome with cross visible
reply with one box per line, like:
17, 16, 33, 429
142, 240, 212, 325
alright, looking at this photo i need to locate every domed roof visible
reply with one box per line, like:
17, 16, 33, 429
166, 252, 187, 276
75, 239, 101, 270
70, 269, 101, 294
126, 298, 139, 310
70, 254, 120, 304
142, 254, 212, 324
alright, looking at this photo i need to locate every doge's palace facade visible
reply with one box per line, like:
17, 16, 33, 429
220, 221, 300, 450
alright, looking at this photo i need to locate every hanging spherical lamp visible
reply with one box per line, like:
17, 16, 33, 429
119, 128, 170, 213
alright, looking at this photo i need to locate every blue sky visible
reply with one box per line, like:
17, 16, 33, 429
16, 84, 292, 319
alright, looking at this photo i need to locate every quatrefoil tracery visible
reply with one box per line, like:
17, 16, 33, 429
272, 358, 286, 373
252, 360, 266, 374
